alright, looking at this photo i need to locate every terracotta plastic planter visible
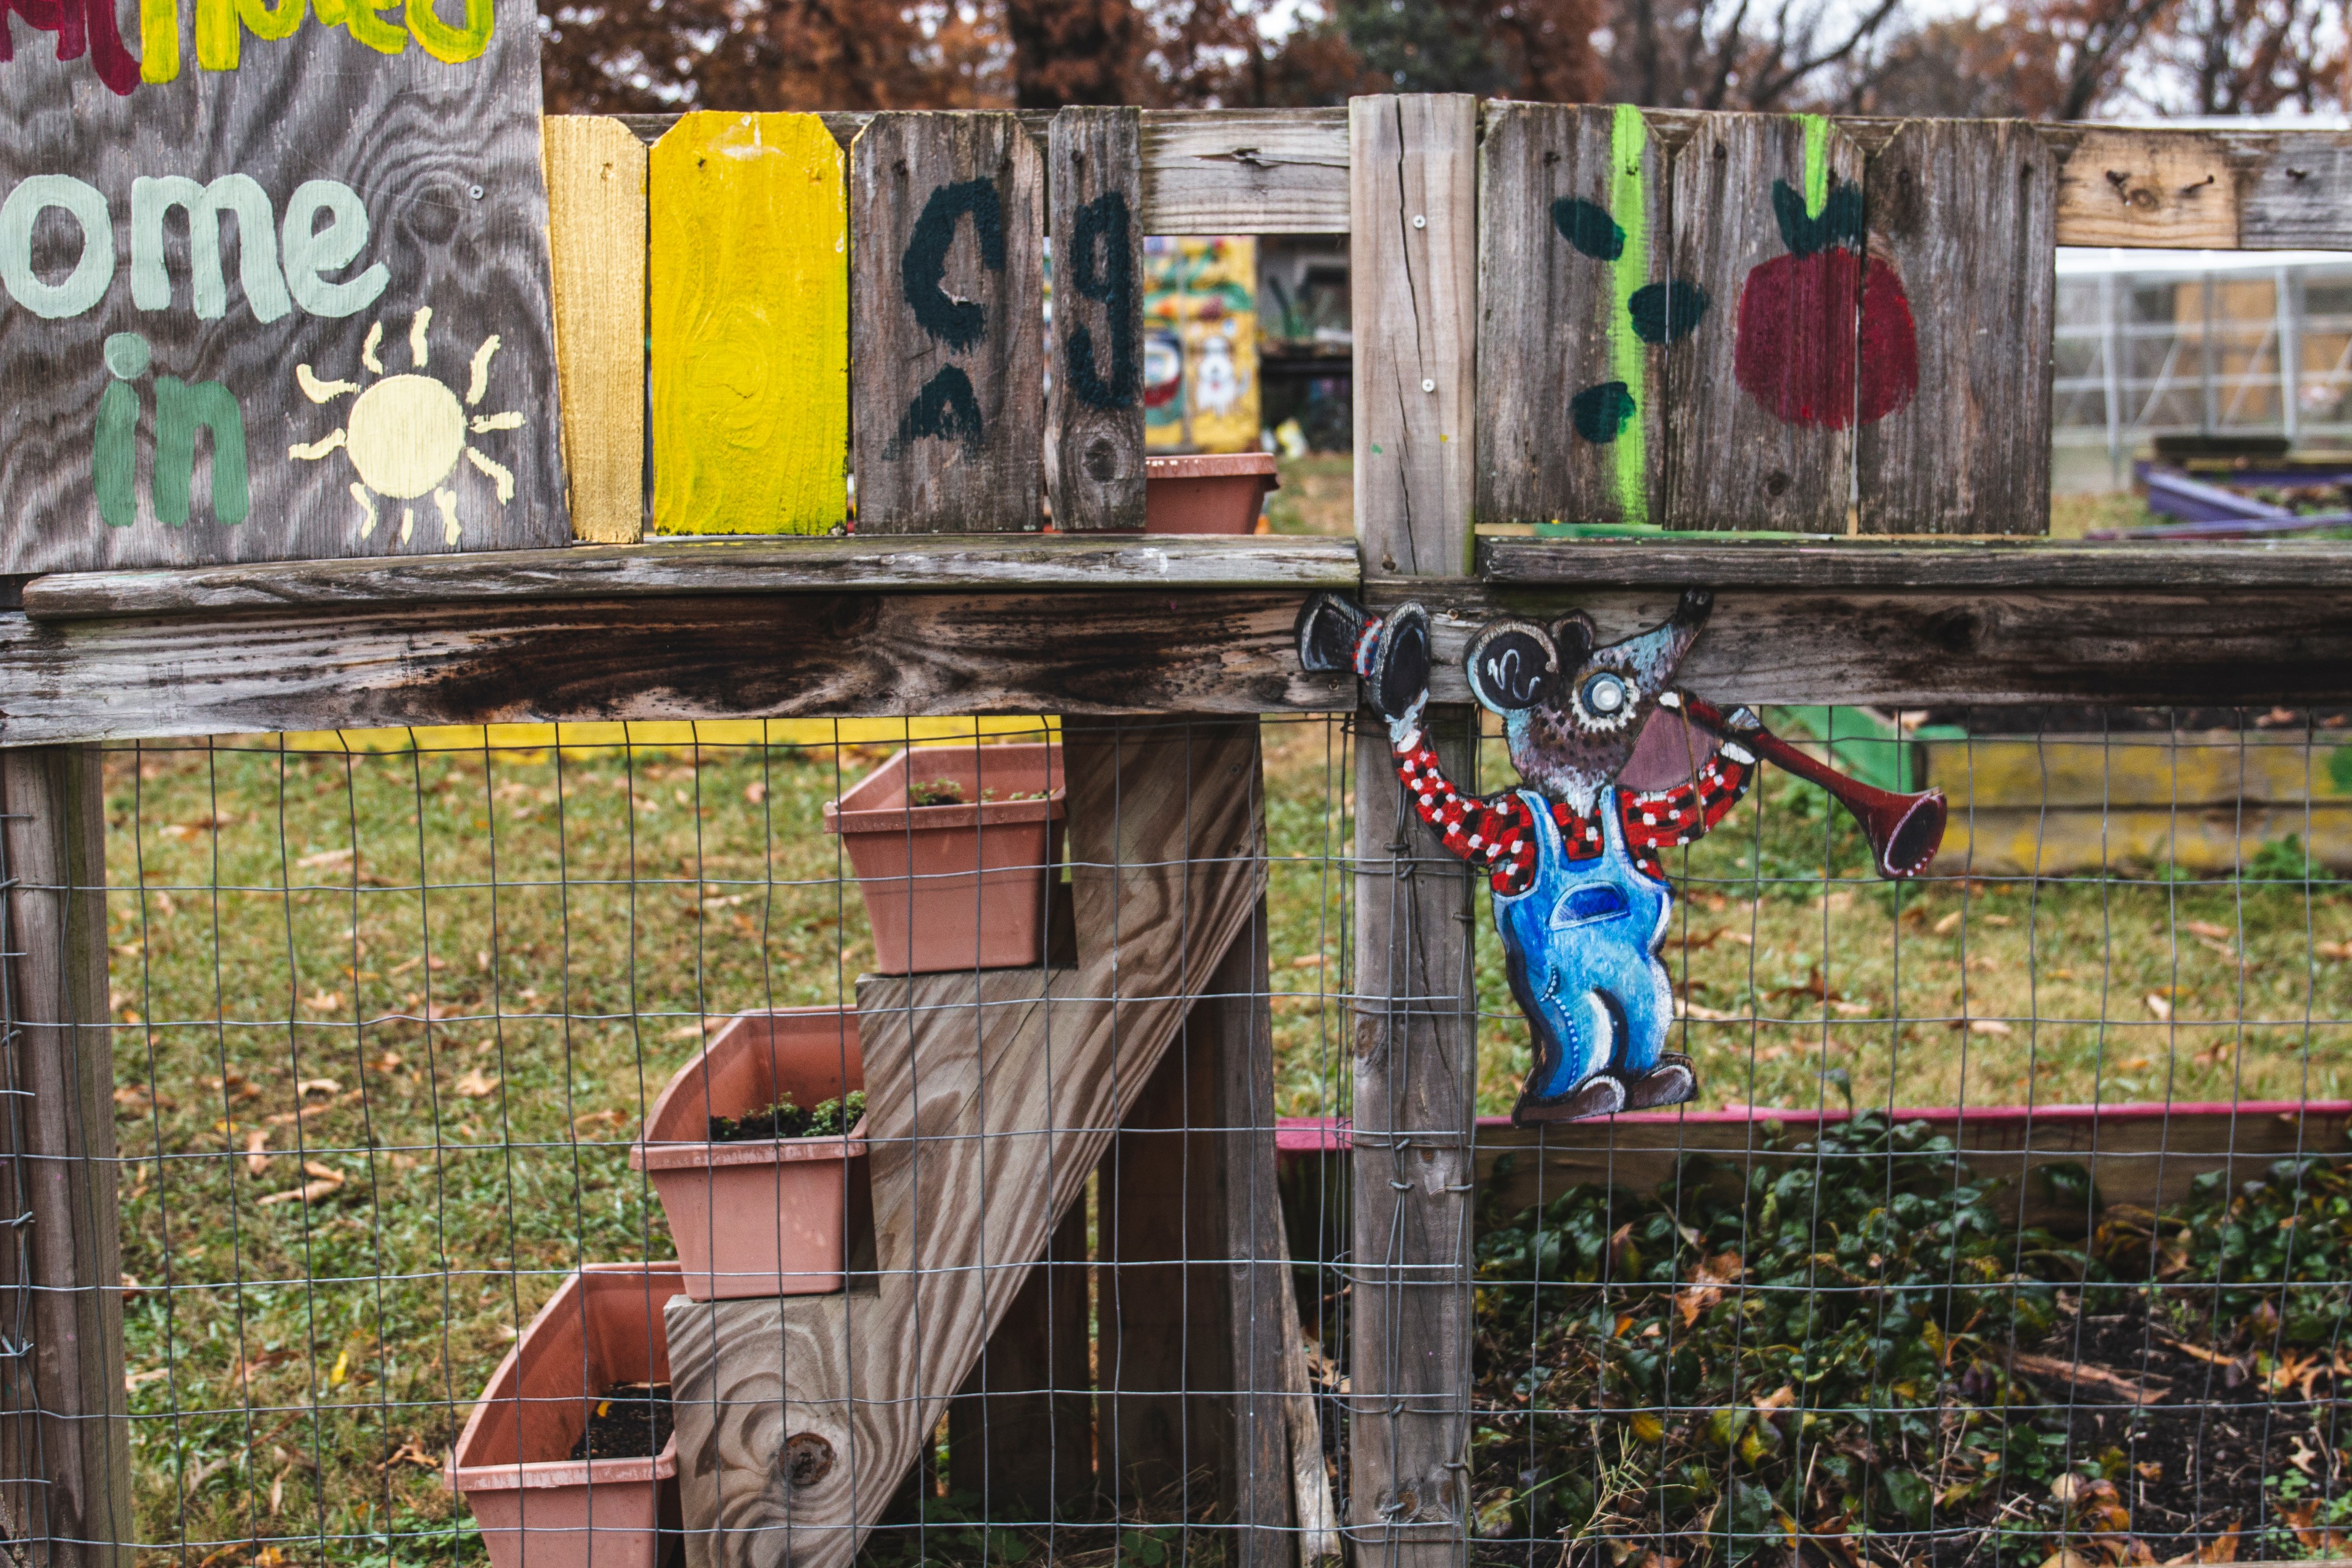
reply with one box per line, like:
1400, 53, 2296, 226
631, 1008, 866, 1301
823, 742, 1067, 975
447, 1262, 681, 1568
1144, 452, 1279, 534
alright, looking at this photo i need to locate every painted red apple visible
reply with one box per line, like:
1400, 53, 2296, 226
1733, 179, 1917, 430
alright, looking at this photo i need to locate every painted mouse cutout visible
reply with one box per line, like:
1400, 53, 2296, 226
1300, 590, 1944, 1125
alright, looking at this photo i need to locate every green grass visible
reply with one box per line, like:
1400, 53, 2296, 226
105, 717, 2352, 1562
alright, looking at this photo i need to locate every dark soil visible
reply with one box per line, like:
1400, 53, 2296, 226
570, 1382, 674, 1462
707, 1090, 863, 1144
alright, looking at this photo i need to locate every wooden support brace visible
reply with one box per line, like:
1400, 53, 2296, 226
0, 746, 131, 1567
667, 717, 1269, 1568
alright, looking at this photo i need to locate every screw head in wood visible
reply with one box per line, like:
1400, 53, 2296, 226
1412, 214, 1426, 229
1421, 379, 1435, 393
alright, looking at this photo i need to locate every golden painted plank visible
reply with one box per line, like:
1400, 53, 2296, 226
1923, 733, 2352, 810
650, 112, 848, 536
545, 116, 649, 544
1938, 804, 2352, 877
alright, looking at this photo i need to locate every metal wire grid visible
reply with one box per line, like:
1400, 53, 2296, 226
11, 707, 2348, 1566
1470, 709, 2352, 1568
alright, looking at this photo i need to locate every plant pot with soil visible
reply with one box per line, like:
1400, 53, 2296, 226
823, 741, 1067, 975
447, 1262, 682, 1568
631, 1007, 867, 1301
1144, 452, 1279, 534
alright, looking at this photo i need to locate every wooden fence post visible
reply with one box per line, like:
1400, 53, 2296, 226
1100, 888, 1289, 1556
1348, 92, 1479, 1566
0, 745, 132, 1567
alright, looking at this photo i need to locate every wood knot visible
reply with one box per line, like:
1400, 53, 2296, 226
782, 1431, 835, 1489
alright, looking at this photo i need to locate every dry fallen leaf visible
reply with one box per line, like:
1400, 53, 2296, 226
454, 1068, 499, 1099
1935, 911, 1965, 935
244, 1129, 272, 1175
1967, 1018, 2013, 1036
2319, 940, 2352, 962
743, 780, 767, 805
378, 1437, 439, 1472
2145, 993, 2173, 1021
2182, 919, 2233, 942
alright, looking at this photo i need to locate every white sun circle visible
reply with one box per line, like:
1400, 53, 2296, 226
345, 374, 466, 500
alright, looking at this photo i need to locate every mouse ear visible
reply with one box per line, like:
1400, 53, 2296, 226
1549, 611, 1598, 669
1464, 619, 1559, 714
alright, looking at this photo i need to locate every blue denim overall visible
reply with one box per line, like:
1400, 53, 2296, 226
1492, 787, 1675, 1108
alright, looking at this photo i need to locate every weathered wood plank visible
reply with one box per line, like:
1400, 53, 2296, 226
0, 590, 1345, 744
21, 535, 1359, 618
0, 746, 131, 1567
1661, 113, 1864, 532
1099, 894, 1288, 1551
666, 717, 1265, 1568
1047, 108, 1145, 533
1465, 1103, 2352, 1239
1349, 704, 1478, 1556
2050, 127, 2237, 250
851, 113, 1046, 534
1475, 536, 2352, 590
1478, 103, 1667, 529
544, 116, 648, 544
947, 1203, 1091, 1516
1138, 108, 1352, 235
1365, 583, 2352, 711
1352, 94, 1478, 579
1941, 802, 2352, 878
2238, 133, 2352, 250
0, 0, 570, 573
1925, 730, 2352, 810
650, 113, 848, 536
597, 112, 2352, 247
1857, 119, 2057, 535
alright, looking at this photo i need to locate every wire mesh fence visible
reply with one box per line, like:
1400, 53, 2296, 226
55, 707, 2352, 1568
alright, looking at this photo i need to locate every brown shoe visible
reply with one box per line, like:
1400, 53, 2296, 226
1514, 1072, 1626, 1125
1622, 1054, 1696, 1111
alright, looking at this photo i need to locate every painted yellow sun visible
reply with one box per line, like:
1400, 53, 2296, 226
290, 306, 526, 547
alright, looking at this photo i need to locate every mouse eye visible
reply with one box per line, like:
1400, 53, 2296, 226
1582, 673, 1630, 717
1464, 620, 1559, 715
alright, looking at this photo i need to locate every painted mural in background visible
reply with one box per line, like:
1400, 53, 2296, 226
1142, 234, 1259, 455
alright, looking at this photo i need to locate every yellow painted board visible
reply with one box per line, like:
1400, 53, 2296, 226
1937, 804, 2352, 878
650, 113, 849, 535
269, 717, 1057, 755
1924, 733, 2352, 810
545, 116, 649, 544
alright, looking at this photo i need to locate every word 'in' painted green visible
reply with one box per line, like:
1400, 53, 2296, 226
95, 332, 250, 527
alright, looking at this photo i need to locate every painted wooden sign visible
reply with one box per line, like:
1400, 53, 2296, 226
1047, 106, 1144, 533
0, 0, 566, 572
651, 112, 847, 537
851, 112, 1044, 534
1476, 109, 2054, 536
1479, 102, 1679, 529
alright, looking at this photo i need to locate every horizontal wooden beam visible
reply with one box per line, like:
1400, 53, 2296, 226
20, 536, 1359, 621
1369, 581, 2352, 708
1477, 535, 2352, 591
590, 111, 2352, 247
0, 592, 1347, 744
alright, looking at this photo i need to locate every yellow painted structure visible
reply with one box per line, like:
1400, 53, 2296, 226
650, 113, 848, 535
1925, 731, 2352, 875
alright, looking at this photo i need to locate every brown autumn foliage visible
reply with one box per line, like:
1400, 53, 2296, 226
536, 0, 2347, 120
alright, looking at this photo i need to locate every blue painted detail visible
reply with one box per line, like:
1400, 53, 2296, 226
1493, 787, 1674, 1112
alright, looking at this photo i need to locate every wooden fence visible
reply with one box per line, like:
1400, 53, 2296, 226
8, 96, 2352, 1568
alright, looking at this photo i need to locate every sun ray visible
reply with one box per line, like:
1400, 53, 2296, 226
470, 412, 522, 434
289, 430, 347, 462
435, 487, 460, 546
361, 322, 384, 375
465, 447, 514, 504
296, 365, 358, 404
466, 335, 502, 406
350, 481, 377, 539
400, 507, 415, 544
410, 307, 432, 370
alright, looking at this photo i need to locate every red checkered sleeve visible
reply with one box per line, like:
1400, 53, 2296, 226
1393, 740, 1542, 895
1615, 750, 1756, 881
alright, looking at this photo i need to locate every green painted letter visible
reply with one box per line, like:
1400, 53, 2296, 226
95, 383, 139, 528
153, 377, 249, 526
